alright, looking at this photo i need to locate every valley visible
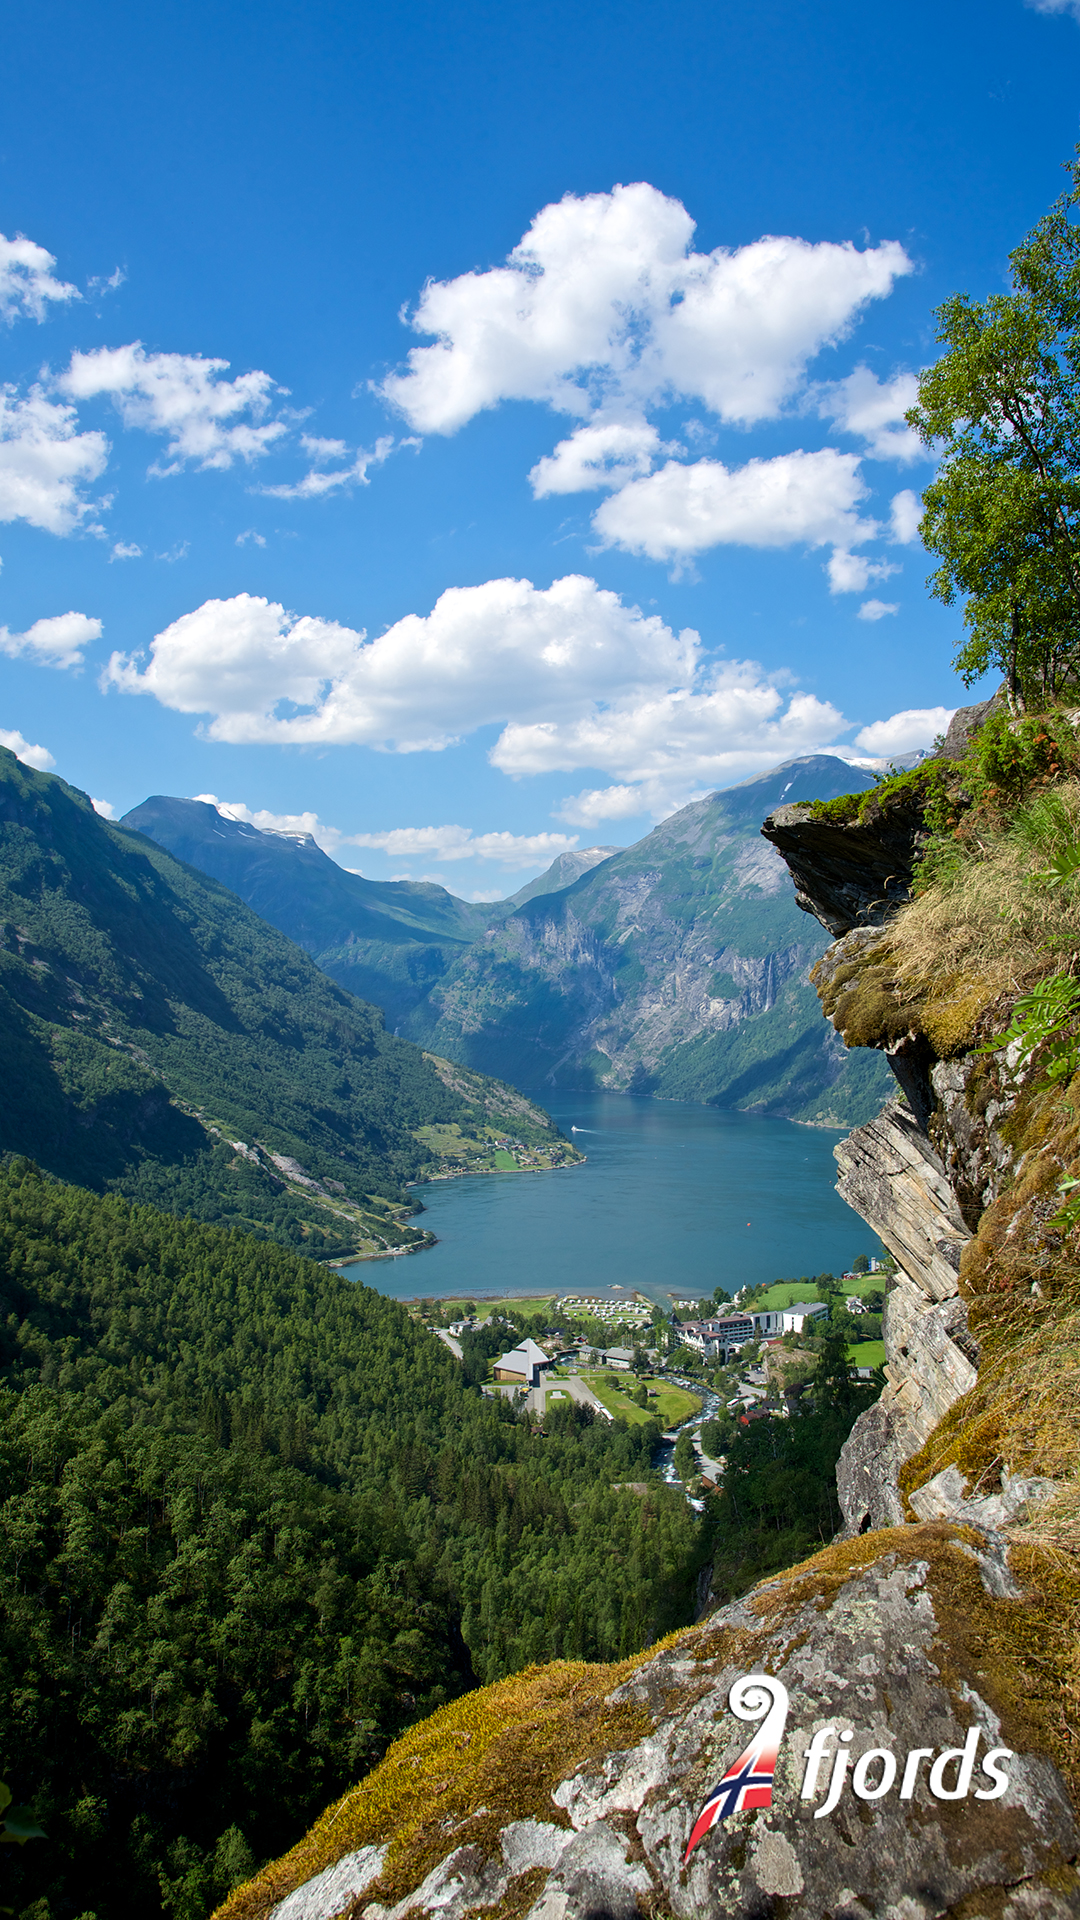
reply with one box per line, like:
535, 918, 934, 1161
124, 753, 895, 1132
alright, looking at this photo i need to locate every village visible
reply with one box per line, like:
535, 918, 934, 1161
423, 1261, 888, 1491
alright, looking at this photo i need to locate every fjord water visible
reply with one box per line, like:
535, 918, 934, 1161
344, 1091, 873, 1304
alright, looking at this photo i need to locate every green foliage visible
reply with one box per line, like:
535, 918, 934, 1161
0, 1782, 45, 1846
907, 153, 1080, 708
672, 1430, 697, 1482
707, 1397, 875, 1601
0, 1160, 701, 1919
978, 970, 1080, 1082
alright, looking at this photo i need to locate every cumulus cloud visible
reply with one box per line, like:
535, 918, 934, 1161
555, 784, 654, 826
529, 419, 666, 496
0, 611, 101, 668
379, 183, 912, 435
815, 366, 921, 462
107, 574, 852, 809
258, 433, 397, 499
105, 576, 698, 749
59, 343, 287, 472
192, 794, 345, 851
826, 549, 899, 594
0, 388, 109, 533
347, 825, 580, 865
0, 232, 79, 325
857, 598, 900, 621
593, 448, 872, 564
0, 728, 54, 770
109, 541, 141, 561
853, 706, 955, 756
91, 797, 116, 818
889, 488, 922, 544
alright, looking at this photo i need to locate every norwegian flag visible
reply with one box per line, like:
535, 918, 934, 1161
684, 1675, 789, 1864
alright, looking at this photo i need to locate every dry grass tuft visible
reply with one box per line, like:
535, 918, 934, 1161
888, 778, 1080, 1007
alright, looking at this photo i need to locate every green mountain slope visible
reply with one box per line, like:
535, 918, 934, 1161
127, 758, 892, 1127
0, 750, 575, 1254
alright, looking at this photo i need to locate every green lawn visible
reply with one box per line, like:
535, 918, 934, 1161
848, 1340, 886, 1368
493, 1149, 517, 1169
581, 1371, 701, 1429
747, 1274, 887, 1311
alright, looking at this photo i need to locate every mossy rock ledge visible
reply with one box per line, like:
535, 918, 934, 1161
217, 1526, 1080, 1920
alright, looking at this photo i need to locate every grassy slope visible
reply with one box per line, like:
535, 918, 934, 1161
581, 1371, 701, 1427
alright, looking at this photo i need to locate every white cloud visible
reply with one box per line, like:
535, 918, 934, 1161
91, 797, 116, 818
109, 541, 141, 561
1026, 0, 1080, 17
815, 366, 921, 462
348, 825, 579, 865
593, 448, 872, 564
853, 706, 954, 755
826, 548, 899, 594
857, 598, 899, 621
555, 784, 651, 826
493, 666, 847, 793
192, 792, 577, 873
0, 232, 79, 325
258, 433, 396, 500
529, 419, 666, 496
107, 574, 853, 810
59, 343, 287, 473
0, 387, 109, 533
380, 185, 911, 436
889, 488, 922, 544
192, 793, 344, 851
0, 611, 102, 667
106, 575, 698, 749
236, 529, 267, 547
0, 728, 54, 770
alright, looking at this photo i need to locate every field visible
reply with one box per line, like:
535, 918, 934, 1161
411, 1294, 558, 1319
581, 1371, 701, 1429
751, 1273, 886, 1311
847, 1339, 886, 1368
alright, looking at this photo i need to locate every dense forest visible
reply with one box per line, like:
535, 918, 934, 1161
0, 1159, 702, 1920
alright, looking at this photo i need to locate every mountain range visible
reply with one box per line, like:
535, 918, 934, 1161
126, 756, 894, 1130
0, 749, 577, 1258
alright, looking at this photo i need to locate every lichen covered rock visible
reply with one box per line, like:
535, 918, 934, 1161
216, 1528, 1080, 1920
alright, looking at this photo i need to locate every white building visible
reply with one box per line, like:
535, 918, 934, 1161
782, 1303, 829, 1335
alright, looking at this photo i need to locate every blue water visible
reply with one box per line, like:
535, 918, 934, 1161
341, 1091, 874, 1304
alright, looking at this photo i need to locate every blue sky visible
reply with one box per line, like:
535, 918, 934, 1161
1, 0, 1078, 898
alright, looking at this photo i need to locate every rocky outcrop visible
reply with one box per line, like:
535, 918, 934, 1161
220, 1527, 1080, 1920
760, 789, 929, 938
830, 1099, 982, 1534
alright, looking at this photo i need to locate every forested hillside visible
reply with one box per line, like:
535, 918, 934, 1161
0, 750, 575, 1256
0, 1159, 700, 1920
129, 759, 894, 1127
